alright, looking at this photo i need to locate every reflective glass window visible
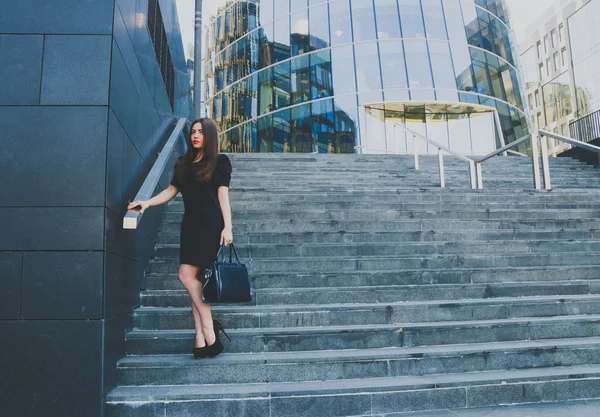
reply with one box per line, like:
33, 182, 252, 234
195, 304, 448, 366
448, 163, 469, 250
351, 0, 377, 41
542, 72, 573, 125
512, 108, 527, 139
330, 45, 357, 95
354, 42, 383, 92
428, 41, 456, 90
379, 40, 408, 89
442, 0, 467, 43
310, 50, 333, 99
385, 89, 410, 102
329, 0, 353, 46
477, 8, 493, 52
334, 95, 359, 153
451, 43, 475, 92
470, 48, 491, 95
374, 0, 401, 40
274, 0, 290, 19
259, 0, 274, 25
272, 109, 291, 152
461, 0, 481, 48
485, 54, 505, 101
291, 0, 307, 12
470, 112, 495, 154
496, 101, 515, 144
502, 65, 520, 107
404, 40, 433, 89
259, 23, 274, 67
291, 10, 310, 56
247, 3, 259, 32
274, 16, 291, 62
291, 55, 311, 104
312, 99, 336, 152
422, 0, 448, 40
358, 90, 384, 105
258, 67, 274, 115
291, 103, 313, 152
309, 0, 328, 5
273, 61, 291, 109
309, 3, 331, 49
257, 114, 274, 152
398, 0, 425, 38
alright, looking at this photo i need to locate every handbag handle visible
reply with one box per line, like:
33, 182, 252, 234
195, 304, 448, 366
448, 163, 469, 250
216, 243, 241, 264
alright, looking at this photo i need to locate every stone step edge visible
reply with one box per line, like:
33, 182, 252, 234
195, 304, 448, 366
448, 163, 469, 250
148, 253, 600, 262
117, 336, 600, 368
127, 313, 600, 337
152, 239, 600, 249
140, 280, 600, 296
106, 364, 600, 402
133, 294, 600, 314
144, 264, 600, 278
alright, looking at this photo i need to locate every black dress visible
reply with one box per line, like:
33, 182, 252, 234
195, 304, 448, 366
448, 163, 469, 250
170, 154, 232, 267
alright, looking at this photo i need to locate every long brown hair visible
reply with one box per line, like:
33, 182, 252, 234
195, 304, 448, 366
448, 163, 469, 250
177, 118, 219, 183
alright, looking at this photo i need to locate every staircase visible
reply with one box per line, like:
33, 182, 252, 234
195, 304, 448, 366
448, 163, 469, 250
107, 154, 600, 416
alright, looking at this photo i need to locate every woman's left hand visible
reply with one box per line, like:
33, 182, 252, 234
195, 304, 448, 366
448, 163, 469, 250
220, 227, 233, 246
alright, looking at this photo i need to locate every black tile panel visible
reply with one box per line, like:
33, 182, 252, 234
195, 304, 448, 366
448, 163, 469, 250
0, 252, 23, 319
21, 252, 104, 320
0, 106, 108, 207
0, 207, 105, 251
0, 320, 103, 417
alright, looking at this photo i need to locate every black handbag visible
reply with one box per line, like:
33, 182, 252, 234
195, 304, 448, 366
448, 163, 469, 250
202, 243, 252, 303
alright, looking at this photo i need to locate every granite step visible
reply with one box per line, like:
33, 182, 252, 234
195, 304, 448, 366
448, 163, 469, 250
140, 281, 600, 307
152, 240, 600, 259
132, 295, 600, 330
106, 365, 600, 416
144, 265, 600, 290
126, 315, 600, 354
147, 253, 600, 274
117, 337, 600, 386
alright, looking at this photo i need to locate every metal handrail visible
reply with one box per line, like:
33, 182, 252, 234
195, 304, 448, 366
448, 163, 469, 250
473, 133, 538, 190
538, 129, 600, 190
123, 118, 189, 229
392, 123, 477, 189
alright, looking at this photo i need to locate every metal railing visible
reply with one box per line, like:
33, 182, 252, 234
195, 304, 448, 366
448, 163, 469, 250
537, 129, 600, 190
392, 123, 477, 189
123, 118, 189, 229
355, 125, 600, 191
474, 133, 537, 189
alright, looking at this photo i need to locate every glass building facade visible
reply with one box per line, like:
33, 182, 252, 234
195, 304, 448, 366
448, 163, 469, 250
205, 0, 528, 154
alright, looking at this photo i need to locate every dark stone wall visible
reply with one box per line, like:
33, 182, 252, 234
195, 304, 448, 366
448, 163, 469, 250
0, 0, 191, 415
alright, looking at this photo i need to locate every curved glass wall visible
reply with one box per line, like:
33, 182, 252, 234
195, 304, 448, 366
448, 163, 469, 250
205, 0, 527, 154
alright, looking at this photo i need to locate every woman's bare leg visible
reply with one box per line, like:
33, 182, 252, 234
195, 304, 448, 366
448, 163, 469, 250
190, 302, 205, 348
178, 264, 216, 347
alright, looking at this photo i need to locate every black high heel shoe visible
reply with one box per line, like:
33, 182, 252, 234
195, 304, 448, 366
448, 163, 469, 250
193, 345, 208, 359
204, 319, 231, 358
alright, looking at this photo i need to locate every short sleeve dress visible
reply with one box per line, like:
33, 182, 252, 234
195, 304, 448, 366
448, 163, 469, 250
170, 154, 232, 267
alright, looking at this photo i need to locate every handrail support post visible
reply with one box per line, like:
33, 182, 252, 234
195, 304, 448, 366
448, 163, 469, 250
438, 148, 445, 188
469, 161, 477, 190
413, 135, 419, 171
539, 132, 552, 190
531, 131, 542, 190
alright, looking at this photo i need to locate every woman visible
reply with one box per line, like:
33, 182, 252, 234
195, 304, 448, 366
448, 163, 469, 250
128, 118, 232, 359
